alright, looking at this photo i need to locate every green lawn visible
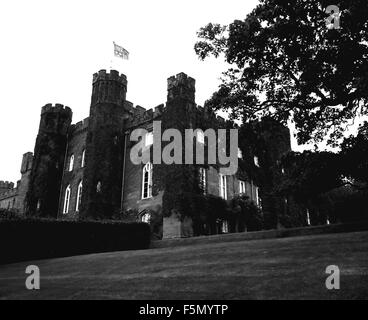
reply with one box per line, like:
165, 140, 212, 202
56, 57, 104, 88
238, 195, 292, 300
1, 231, 368, 300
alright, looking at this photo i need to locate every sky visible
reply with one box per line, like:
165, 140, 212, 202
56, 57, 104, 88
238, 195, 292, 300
0, 0, 361, 183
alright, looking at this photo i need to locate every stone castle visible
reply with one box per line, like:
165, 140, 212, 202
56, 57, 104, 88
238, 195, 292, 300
0, 70, 291, 239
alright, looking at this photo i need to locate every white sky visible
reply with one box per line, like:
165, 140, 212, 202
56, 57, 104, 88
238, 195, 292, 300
0, 0, 360, 183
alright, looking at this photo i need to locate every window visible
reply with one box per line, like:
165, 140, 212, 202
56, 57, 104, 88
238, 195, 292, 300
68, 155, 74, 172
255, 186, 260, 206
306, 209, 311, 226
81, 150, 85, 168
222, 220, 229, 233
197, 130, 205, 144
219, 174, 227, 200
142, 162, 153, 199
96, 181, 102, 193
63, 185, 71, 214
199, 168, 207, 194
76, 181, 83, 212
145, 132, 153, 147
239, 181, 246, 194
254, 156, 260, 167
141, 212, 151, 224
238, 148, 243, 159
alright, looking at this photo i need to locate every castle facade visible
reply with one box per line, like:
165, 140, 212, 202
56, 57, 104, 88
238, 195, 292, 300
0, 70, 291, 239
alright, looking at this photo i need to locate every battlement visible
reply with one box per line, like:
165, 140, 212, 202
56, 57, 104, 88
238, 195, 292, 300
93, 69, 127, 85
41, 103, 72, 116
126, 103, 166, 128
0, 181, 15, 196
0, 181, 14, 189
70, 117, 90, 135
167, 73, 195, 90
0, 187, 18, 200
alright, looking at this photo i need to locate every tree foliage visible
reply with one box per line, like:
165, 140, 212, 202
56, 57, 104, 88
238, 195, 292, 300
341, 121, 368, 185
277, 151, 343, 202
195, 0, 368, 145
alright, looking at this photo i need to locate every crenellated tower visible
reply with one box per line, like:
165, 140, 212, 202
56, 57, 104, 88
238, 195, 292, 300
26, 104, 72, 217
81, 70, 128, 219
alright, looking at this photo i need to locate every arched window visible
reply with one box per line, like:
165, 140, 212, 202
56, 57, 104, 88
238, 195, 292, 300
68, 155, 74, 172
63, 185, 71, 214
199, 167, 207, 194
219, 174, 227, 200
222, 220, 229, 234
81, 150, 85, 168
141, 212, 151, 224
239, 180, 246, 194
76, 180, 83, 212
96, 181, 102, 193
254, 156, 260, 167
142, 162, 153, 199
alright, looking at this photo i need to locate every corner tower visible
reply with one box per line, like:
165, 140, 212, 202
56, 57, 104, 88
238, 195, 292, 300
26, 104, 72, 217
81, 70, 128, 219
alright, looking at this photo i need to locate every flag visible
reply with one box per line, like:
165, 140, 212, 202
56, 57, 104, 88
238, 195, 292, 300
113, 42, 129, 60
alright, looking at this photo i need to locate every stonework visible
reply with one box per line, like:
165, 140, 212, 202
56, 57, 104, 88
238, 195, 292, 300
0, 69, 291, 239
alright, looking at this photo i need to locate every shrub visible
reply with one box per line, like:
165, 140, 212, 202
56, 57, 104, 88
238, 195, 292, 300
0, 217, 151, 265
231, 195, 264, 232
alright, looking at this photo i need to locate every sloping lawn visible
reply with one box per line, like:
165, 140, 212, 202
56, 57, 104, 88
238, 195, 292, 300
1, 231, 368, 299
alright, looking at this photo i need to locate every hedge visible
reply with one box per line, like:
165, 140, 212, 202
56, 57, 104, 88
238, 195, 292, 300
0, 217, 151, 265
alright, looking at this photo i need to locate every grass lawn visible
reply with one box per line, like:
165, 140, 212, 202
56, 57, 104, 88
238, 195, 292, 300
0, 231, 368, 300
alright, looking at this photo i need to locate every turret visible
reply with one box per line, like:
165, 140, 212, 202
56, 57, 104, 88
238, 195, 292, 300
26, 104, 72, 217
167, 73, 195, 102
17, 152, 34, 214
81, 70, 128, 219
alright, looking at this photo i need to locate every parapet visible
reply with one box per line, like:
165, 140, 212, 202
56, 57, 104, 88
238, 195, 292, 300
69, 117, 90, 135
126, 103, 165, 129
41, 103, 72, 116
0, 181, 14, 194
167, 73, 195, 90
93, 69, 127, 85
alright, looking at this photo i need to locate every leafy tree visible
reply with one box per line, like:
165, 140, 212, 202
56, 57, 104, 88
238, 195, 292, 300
340, 121, 368, 186
195, 0, 368, 145
277, 151, 343, 202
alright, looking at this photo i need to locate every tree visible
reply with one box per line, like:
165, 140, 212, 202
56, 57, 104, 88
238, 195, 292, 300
277, 151, 343, 202
341, 121, 368, 186
195, 0, 368, 145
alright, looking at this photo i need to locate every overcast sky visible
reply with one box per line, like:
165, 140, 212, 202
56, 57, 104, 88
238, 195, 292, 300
0, 0, 360, 184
